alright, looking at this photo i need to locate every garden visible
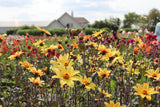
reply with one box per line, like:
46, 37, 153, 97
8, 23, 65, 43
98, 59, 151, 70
0, 27, 160, 107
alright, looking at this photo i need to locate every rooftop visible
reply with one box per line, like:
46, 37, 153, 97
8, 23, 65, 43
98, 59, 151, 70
74, 17, 89, 24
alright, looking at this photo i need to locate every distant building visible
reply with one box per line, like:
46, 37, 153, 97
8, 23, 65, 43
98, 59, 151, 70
0, 12, 89, 33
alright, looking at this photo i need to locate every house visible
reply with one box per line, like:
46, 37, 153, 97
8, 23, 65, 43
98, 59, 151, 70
47, 12, 89, 28
0, 12, 89, 33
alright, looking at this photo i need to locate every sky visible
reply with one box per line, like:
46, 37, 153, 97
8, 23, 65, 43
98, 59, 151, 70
0, 0, 160, 24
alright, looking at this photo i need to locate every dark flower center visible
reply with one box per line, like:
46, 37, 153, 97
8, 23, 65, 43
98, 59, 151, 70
152, 73, 157, 77
39, 43, 44, 46
58, 46, 62, 49
47, 49, 51, 53
101, 50, 106, 55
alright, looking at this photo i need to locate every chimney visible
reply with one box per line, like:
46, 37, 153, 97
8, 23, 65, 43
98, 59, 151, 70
71, 11, 74, 17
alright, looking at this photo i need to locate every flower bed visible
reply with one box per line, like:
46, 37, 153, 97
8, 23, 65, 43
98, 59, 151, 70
0, 29, 160, 106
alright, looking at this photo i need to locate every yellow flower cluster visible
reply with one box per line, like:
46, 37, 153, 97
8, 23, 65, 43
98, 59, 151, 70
51, 53, 96, 91
8, 51, 23, 60
133, 83, 158, 101
104, 100, 123, 107
19, 61, 45, 87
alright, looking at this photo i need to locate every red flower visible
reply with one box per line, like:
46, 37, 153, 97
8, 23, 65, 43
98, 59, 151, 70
10, 47, 19, 55
1, 39, 6, 45
57, 40, 62, 44
27, 53, 31, 57
154, 58, 159, 65
27, 45, 31, 50
22, 50, 26, 55
47, 49, 55, 58
25, 38, 28, 45
3, 45, 8, 53
158, 40, 160, 47
56, 52, 61, 57
31, 40, 34, 44
13, 39, 20, 45
31, 48, 37, 54
79, 33, 85, 37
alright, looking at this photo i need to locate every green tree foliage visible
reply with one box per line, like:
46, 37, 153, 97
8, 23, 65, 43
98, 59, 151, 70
143, 8, 160, 31
108, 17, 121, 31
91, 17, 121, 31
92, 20, 106, 29
19, 25, 36, 30
139, 15, 148, 29
123, 12, 141, 28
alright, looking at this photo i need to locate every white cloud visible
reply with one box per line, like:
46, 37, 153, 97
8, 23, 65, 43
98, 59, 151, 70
83, 2, 98, 7
77, 11, 124, 24
0, 0, 160, 24
105, 0, 160, 14
0, 0, 65, 21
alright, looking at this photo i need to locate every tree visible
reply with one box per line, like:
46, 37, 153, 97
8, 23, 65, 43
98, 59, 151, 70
144, 8, 160, 31
123, 12, 141, 28
108, 17, 121, 31
91, 17, 121, 32
139, 15, 148, 29
91, 20, 105, 29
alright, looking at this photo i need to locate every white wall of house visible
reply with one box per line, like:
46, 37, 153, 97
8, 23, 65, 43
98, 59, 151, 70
47, 21, 64, 29
79, 23, 88, 28
58, 14, 81, 28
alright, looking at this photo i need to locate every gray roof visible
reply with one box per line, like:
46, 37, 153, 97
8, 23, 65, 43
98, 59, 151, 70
47, 20, 65, 27
0, 21, 50, 27
74, 17, 89, 24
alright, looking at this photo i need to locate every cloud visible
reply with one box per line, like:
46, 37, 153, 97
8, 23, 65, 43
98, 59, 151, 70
0, 0, 65, 21
105, 0, 160, 14
0, 0, 160, 24
76, 10, 124, 24
0, 0, 31, 7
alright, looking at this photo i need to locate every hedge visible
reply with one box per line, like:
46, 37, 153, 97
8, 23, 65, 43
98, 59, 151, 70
49, 28, 65, 36
16, 27, 110, 36
17, 29, 42, 36
6, 28, 18, 35
19, 25, 36, 30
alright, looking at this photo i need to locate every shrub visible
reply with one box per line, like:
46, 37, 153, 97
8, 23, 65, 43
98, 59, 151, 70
6, 28, 18, 35
19, 25, 36, 30
85, 28, 99, 35
7, 25, 36, 35
17, 29, 65, 36
17, 29, 42, 36
49, 28, 65, 36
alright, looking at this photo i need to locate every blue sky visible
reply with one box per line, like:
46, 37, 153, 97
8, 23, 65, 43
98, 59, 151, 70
0, 0, 160, 23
